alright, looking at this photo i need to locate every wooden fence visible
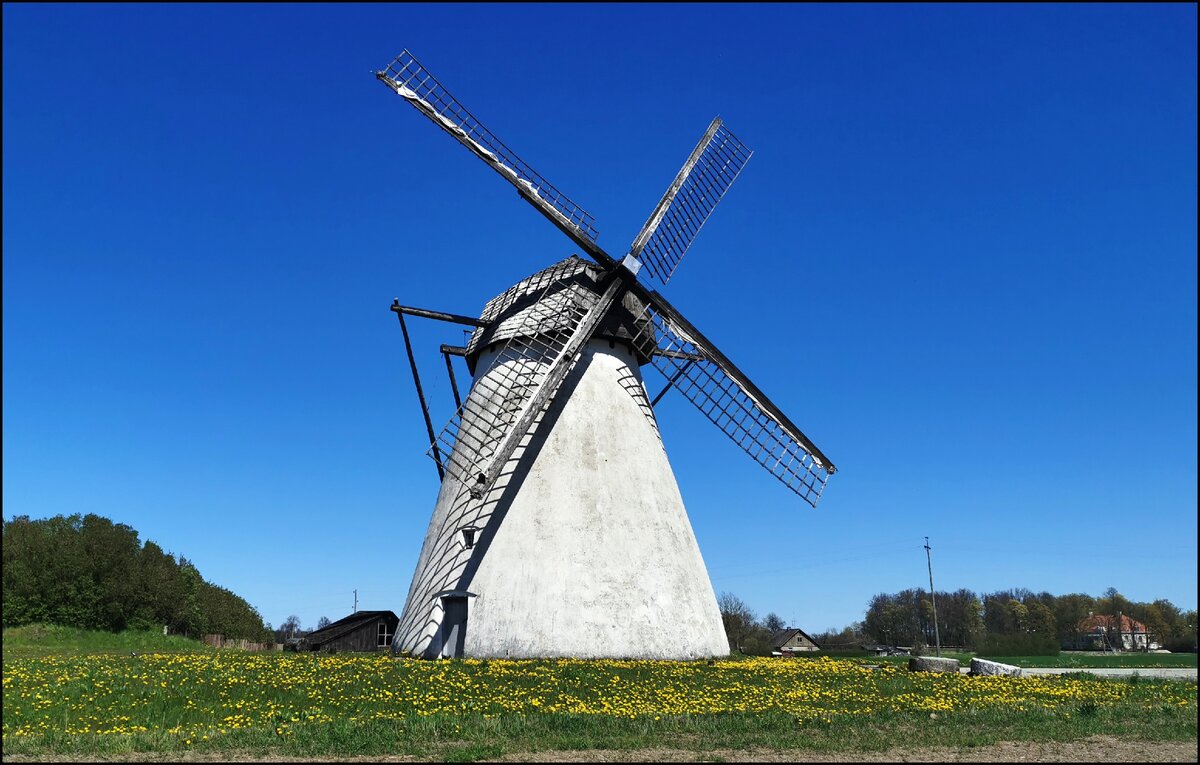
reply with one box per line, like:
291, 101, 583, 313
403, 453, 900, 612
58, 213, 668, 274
202, 634, 275, 651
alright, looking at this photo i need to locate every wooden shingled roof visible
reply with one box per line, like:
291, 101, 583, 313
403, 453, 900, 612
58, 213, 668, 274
463, 255, 653, 374
768, 627, 821, 649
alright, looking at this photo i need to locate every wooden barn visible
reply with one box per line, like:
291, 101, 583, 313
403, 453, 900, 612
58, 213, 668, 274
769, 627, 822, 656
303, 610, 399, 653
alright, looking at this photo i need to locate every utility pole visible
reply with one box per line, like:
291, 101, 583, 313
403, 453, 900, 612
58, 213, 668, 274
924, 537, 942, 657
353, 589, 358, 614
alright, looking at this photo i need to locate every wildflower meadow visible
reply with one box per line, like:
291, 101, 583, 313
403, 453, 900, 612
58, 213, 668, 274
2, 651, 1195, 759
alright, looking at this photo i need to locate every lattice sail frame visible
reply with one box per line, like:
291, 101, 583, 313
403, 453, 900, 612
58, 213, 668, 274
428, 278, 600, 487
377, 50, 600, 243
630, 120, 753, 285
630, 304, 832, 507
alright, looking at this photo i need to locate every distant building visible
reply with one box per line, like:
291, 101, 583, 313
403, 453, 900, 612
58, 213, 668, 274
864, 643, 911, 656
769, 627, 821, 656
301, 611, 399, 653
1070, 613, 1154, 651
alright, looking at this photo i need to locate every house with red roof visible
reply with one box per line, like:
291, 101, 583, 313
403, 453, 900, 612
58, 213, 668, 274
1070, 613, 1155, 651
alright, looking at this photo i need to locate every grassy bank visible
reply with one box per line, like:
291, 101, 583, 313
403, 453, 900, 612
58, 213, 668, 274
1001, 652, 1197, 668
3, 652, 1194, 760
2, 624, 211, 659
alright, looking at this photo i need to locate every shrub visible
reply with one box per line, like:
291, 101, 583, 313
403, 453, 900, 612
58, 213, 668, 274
1164, 636, 1198, 653
976, 632, 1060, 657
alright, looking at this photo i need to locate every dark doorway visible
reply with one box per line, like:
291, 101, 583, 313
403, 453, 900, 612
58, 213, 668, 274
441, 596, 468, 658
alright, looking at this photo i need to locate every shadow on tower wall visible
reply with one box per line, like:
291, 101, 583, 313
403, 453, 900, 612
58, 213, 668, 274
393, 344, 661, 658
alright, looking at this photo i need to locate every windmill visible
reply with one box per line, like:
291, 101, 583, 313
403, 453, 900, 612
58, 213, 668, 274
378, 50, 837, 659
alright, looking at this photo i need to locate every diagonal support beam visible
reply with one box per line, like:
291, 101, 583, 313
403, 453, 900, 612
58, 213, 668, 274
391, 302, 489, 328
394, 307, 445, 481
650, 361, 693, 408
442, 348, 463, 409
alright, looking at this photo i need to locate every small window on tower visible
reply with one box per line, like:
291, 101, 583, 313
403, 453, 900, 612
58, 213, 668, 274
460, 526, 479, 549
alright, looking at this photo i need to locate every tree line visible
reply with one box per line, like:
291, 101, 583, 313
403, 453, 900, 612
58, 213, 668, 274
274, 614, 332, 644
2, 514, 273, 643
719, 587, 1198, 656
844, 587, 1196, 654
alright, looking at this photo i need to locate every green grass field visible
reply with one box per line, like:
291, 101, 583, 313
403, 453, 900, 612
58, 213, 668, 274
2, 627, 1195, 761
2, 624, 213, 659
999, 652, 1197, 668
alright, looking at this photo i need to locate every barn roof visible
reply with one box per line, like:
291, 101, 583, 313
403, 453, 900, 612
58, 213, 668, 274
305, 610, 398, 648
769, 627, 821, 650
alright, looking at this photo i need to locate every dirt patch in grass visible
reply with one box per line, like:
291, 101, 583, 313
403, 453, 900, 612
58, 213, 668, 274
2, 736, 1196, 762
500, 735, 1199, 761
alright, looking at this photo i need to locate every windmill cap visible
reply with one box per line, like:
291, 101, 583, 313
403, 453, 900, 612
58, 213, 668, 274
464, 255, 653, 375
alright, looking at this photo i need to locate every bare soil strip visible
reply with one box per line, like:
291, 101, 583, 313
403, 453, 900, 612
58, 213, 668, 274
499, 736, 1199, 762
3, 736, 1196, 762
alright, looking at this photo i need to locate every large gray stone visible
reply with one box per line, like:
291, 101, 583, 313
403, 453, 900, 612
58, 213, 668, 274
970, 658, 1023, 677
908, 656, 961, 673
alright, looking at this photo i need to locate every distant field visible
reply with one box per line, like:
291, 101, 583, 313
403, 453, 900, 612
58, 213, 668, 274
2, 624, 213, 659
1005, 653, 1198, 668
2, 643, 1195, 761
864, 651, 1198, 669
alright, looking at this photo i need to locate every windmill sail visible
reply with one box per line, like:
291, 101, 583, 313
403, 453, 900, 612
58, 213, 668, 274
377, 51, 600, 244
381, 51, 835, 507
630, 298, 836, 508
628, 119, 752, 284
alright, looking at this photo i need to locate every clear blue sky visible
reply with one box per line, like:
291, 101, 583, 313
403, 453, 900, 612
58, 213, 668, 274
4, 3, 1196, 634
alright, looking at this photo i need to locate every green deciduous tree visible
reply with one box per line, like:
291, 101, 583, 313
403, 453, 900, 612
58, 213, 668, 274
2, 514, 269, 642
717, 592, 756, 654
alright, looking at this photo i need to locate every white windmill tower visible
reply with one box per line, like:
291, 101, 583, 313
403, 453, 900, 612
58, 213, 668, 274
378, 50, 837, 659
